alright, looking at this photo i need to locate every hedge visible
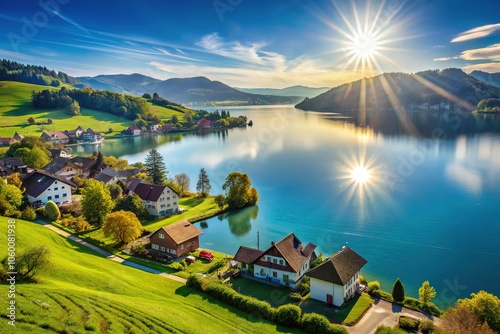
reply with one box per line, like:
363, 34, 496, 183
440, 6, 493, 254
398, 316, 419, 331
274, 304, 302, 327
301, 313, 348, 334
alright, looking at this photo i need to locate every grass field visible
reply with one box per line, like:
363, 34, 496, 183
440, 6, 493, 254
0, 217, 301, 333
147, 101, 189, 120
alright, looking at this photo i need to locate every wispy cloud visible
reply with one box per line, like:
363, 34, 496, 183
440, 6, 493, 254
50, 10, 90, 35
0, 48, 34, 60
433, 56, 459, 61
459, 44, 500, 61
462, 62, 500, 73
451, 23, 500, 42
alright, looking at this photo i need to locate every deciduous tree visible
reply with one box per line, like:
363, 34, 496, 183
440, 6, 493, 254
196, 168, 211, 197
103, 210, 143, 244
0, 178, 23, 216
458, 290, 500, 332
81, 179, 115, 226
222, 172, 259, 209
418, 281, 436, 305
214, 194, 225, 210
1, 246, 51, 282
174, 173, 190, 196
441, 302, 495, 334
117, 193, 149, 220
144, 149, 167, 184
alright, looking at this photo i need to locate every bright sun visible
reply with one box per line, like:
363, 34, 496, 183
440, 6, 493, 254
351, 166, 371, 184
352, 33, 378, 58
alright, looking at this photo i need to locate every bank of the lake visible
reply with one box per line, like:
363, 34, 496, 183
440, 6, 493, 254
84, 105, 500, 308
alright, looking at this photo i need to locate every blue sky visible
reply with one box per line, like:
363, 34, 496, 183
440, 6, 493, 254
0, 0, 499, 88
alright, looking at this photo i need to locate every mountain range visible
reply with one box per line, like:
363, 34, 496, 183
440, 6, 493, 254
77, 74, 303, 105
296, 68, 500, 113
470, 70, 500, 88
235, 86, 330, 98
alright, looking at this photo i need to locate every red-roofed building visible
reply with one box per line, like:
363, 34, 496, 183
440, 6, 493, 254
132, 182, 179, 216
149, 221, 203, 258
197, 118, 211, 128
128, 125, 142, 136
41, 131, 69, 144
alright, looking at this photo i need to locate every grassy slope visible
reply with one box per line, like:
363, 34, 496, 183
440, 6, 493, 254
147, 101, 189, 120
0, 217, 298, 333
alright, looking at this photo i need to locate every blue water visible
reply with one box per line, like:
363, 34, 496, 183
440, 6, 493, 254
97, 105, 500, 308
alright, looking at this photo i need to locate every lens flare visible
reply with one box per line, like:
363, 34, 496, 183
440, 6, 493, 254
351, 166, 371, 184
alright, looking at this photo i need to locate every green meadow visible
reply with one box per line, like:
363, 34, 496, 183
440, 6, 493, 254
0, 81, 190, 138
0, 217, 300, 333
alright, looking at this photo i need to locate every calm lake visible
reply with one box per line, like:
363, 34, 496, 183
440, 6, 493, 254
77, 105, 500, 307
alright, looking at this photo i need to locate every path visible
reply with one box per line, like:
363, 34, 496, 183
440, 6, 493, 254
38, 222, 186, 284
347, 298, 441, 334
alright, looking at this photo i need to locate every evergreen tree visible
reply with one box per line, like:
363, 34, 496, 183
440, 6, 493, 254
144, 149, 167, 184
392, 278, 405, 303
196, 168, 211, 197
418, 281, 436, 305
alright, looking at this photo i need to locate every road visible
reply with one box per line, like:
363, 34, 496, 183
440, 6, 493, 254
348, 298, 441, 334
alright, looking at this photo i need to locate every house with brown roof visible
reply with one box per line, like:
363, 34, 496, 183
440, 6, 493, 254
127, 125, 142, 136
149, 221, 203, 258
307, 247, 367, 307
0, 137, 18, 146
22, 170, 77, 206
93, 167, 119, 185
41, 131, 70, 144
64, 126, 84, 140
0, 158, 29, 175
132, 182, 179, 216
233, 233, 317, 288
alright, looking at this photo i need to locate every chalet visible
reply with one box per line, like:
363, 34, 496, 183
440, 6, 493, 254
41, 131, 70, 144
197, 118, 212, 128
128, 125, 142, 136
146, 124, 159, 132
233, 233, 317, 288
117, 168, 140, 183
22, 170, 76, 206
307, 247, 367, 307
43, 156, 103, 179
149, 221, 203, 258
12, 132, 25, 141
93, 167, 119, 184
125, 178, 145, 194
64, 126, 84, 140
132, 182, 179, 216
48, 149, 72, 159
81, 128, 102, 142
0, 157, 29, 175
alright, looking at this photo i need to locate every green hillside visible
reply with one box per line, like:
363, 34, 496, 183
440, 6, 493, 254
0, 217, 297, 333
0, 81, 131, 137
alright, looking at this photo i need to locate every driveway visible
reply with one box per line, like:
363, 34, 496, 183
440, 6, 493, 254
348, 298, 441, 334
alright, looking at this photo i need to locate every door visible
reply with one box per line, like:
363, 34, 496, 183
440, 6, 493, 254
326, 294, 333, 305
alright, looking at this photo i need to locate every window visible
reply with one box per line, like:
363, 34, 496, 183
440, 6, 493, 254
279, 259, 284, 265
167, 204, 171, 207
48, 188, 51, 191
167, 190, 170, 193
55, 181, 58, 184
55, 195, 59, 199
54, 187, 58, 191
173, 202, 177, 205
63, 193, 67, 197
160, 246, 165, 252
47, 196, 52, 200
260, 268, 265, 275
261, 257, 266, 261
152, 244, 159, 250
167, 197, 170, 200
160, 204, 166, 208
267, 256, 271, 261
283, 274, 289, 282
273, 259, 277, 264
62, 186, 65, 189
159, 233, 165, 239
273, 271, 278, 278
181, 244, 184, 250
170, 249, 176, 254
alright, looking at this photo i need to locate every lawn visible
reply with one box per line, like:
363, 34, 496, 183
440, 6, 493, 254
147, 100, 189, 120
229, 277, 293, 307
299, 293, 373, 324
0, 81, 130, 137
0, 217, 301, 334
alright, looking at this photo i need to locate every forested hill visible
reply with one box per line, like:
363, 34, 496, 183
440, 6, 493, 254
0, 59, 85, 88
295, 68, 500, 113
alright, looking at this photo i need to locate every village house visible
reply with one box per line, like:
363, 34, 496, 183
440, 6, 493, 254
48, 149, 72, 160
41, 131, 70, 144
116, 168, 140, 183
22, 169, 76, 206
64, 126, 84, 141
307, 247, 367, 307
0, 137, 18, 146
197, 118, 212, 129
127, 125, 142, 136
93, 167, 121, 185
132, 182, 179, 216
233, 233, 317, 288
81, 128, 102, 142
0, 157, 29, 176
43, 156, 103, 180
148, 220, 203, 259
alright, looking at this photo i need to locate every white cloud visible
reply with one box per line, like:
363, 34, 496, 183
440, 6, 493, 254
462, 62, 500, 73
451, 23, 500, 42
433, 56, 459, 61
459, 44, 500, 61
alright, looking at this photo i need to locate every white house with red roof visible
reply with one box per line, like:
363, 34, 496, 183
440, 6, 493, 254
233, 233, 316, 288
131, 182, 179, 216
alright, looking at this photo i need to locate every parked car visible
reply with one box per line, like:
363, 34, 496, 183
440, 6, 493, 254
199, 250, 214, 261
186, 255, 196, 263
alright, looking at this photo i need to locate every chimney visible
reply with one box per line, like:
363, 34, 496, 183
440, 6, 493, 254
271, 241, 275, 246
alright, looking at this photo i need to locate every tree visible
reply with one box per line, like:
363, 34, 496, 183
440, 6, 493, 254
214, 194, 225, 210
142, 93, 152, 99
21, 206, 37, 221
174, 173, 190, 196
28, 117, 35, 124
103, 210, 143, 244
81, 179, 115, 226
66, 100, 80, 115
117, 193, 149, 220
418, 281, 436, 305
196, 168, 211, 197
144, 149, 167, 184
222, 172, 259, 209
44, 200, 60, 220
107, 183, 123, 199
441, 302, 495, 334
2, 246, 51, 282
171, 115, 179, 124
0, 178, 23, 216
458, 290, 500, 332
392, 278, 405, 303
6, 173, 23, 189
14, 146, 50, 168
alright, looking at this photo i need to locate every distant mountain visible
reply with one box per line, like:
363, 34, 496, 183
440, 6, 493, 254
470, 70, 500, 87
235, 85, 330, 98
296, 68, 500, 113
78, 74, 303, 105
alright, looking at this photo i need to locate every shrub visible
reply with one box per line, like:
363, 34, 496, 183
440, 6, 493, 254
21, 206, 37, 221
374, 325, 407, 334
398, 316, 419, 331
403, 296, 421, 309
359, 274, 367, 286
168, 262, 184, 271
367, 281, 381, 293
59, 217, 91, 232
419, 320, 437, 334
289, 292, 303, 302
44, 200, 60, 220
371, 289, 394, 302
296, 277, 310, 296
186, 275, 204, 290
301, 313, 348, 334
207, 259, 225, 273
274, 304, 302, 327
34, 207, 45, 217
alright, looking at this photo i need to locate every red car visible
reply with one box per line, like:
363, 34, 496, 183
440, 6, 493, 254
199, 251, 214, 261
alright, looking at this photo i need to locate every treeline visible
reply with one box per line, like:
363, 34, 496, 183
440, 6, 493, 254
146, 92, 184, 112
476, 98, 500, 113
32, 87, 151, 120
0, 59, 81, 87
